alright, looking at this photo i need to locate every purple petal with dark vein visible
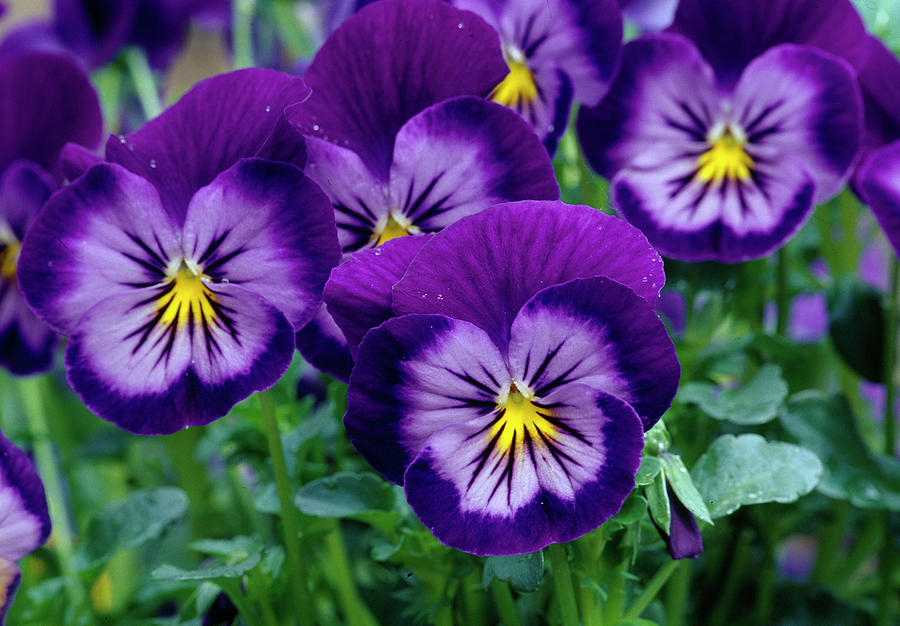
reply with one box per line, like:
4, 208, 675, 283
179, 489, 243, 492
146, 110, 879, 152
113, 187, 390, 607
0, 429, 51, 560
181, 158, 340, 331
18, 163, 182, 335
0, 557, 21, 626
65, 284, 294, 435
53, 0, 137, 68
303, 137, 390, 254
652, 483, 702, 559
856, 35, 900, 160
325, 235, 432, 358
732, 44, 861, 202
106, 69, 310, 223
346, 314, 508, 484
286, 0, 507, 180
59, 142, 102, 182
0, 51, 102, 179
295, 305, 355, 382
667, 0, 869, 90
0, 285, 57, 376
856, 141, 900, 259
404, 384, 643, 555
509, 276, 679, 430
576, 34, 720, 180
619, 0, 677, 32
392, 201, 664, 352
390, 97, 559, 232
0, 160, 55, 240
452, 0, 621, 106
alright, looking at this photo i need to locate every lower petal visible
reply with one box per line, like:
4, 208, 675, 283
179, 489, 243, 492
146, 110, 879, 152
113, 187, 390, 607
0, 284, 56, 375
0, 557, 21, 626
294, 304, 355, 382
403, 384, 643, 555
0, 430, 50, 560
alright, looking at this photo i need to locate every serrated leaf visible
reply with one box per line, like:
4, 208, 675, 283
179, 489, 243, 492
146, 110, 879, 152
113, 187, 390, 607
295, 472, 396, 517
83, 487, 188, 563
635, 457, 662, 486
780, 392, 900, 509
482, 552, 544, 592
661, 453, 712, 524
152, 552, 261, 581
691, 434, 822, 518
645, 471, 670, 534
678, 364, 787, 425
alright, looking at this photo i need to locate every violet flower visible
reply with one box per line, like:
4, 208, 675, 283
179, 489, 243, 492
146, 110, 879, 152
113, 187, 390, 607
651, 483, 703, 560
331, 201, 680, 555
857, 143, 900, 259
0, 52, 102, 375
287, 0, 560, 380
0, 430, 51, 625
18, 70, 340, 435
449, 0, 622, 153
577, 0, 864, 262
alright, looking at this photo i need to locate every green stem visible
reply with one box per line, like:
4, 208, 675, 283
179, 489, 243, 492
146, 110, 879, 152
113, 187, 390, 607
624, 560, 679, 619
259, 390, 313, 625
322, 520, 378, 626
218, 579, 264, 626
19, 377, 85, 610
546, 543, 580, 626
232, 0, 257, 69
664, 559, 691, 626
490, 580, 521, 626
775, 247, 790, 337
812, 502, 848, 582
709, 529, 752, 625
602, 555, 628, 624
122, 47, 162, 120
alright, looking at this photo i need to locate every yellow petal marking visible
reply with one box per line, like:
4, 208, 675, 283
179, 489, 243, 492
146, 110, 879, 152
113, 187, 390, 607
372, 212, 420, 247
0, 240, 20, 280
695, 128, 754, 184
157, 261, 217, 327
491, 59, 538, 108
491, 384, 558, 454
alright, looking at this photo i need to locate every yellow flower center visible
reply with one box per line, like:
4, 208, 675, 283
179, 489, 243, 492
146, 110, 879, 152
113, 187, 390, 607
695, 125, 754, 184
157, 261, 217, 328
0, 240, 20, 280
372, 212, 419, 247
491, 58, 538, 108
491, 384, 558, 454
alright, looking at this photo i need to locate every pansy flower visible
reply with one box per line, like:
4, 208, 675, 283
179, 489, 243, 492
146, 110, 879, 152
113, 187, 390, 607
0, 429, 51, 625
449, 0, 622, 153
577, 16, 863, 261
856, 144, 900, 260
330, 201, 679, 555
287, 0, 560, 379
18, 69, 340, 435
0, 52, 102, 375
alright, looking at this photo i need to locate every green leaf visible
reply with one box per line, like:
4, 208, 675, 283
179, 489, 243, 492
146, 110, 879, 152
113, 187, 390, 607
152, 552, 262, 581
83, 487, 188, 563
635, 456, 662, 486
677, 364, 787, 425
827, 277, 885, 382
482, 552, 544, 592
691, 434, 822, 518
780, 392, 900, 509
643, 420, 671, 454
645, 471, 670, 534
661, 453, 712, 525
294, 472, 397, 517
190, 536, 262, 559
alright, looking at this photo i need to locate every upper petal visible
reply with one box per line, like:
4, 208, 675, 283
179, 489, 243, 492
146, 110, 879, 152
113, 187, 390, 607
106, 69, 311, 223
856, 35, 900, 160
392, 201, 664, 352
0, 430, 50, 561
856, 141, 900, 260
286, 0, 508, 180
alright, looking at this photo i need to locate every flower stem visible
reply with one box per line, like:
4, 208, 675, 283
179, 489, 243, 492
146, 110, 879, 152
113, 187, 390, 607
321, 520, 378, 626
122, 47, 162, 120
623, 560, 679, 619
232, 0, 257, 69
546, 543, 580, 626
490, 579, 521, 626
259, 390, 313, 625
775, 247, 789, 336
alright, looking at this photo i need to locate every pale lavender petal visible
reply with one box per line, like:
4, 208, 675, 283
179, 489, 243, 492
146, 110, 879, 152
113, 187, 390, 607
0, 430, 50, 560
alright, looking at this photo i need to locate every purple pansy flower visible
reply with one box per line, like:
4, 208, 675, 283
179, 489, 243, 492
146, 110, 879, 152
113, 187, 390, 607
287, 0, 560, 380
18, 69, 340, 435
857, 143, 900, 260
0, 430, 51, 625
330, 201, 679, 555
651, 483, 703, 560
577, 14, 863, 261
449, 0, 622, 153
0, 52, 102, 375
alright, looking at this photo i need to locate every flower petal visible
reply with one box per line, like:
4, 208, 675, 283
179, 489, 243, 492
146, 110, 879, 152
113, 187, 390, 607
65, 284, 294, 434
106, 69, 310, 222
390, 97, 559, 232
18, 163, 182, 335
404, 384, 643, 555
0, 287, 56, 376
0, 557, 21, 626
855, 35, 900, 161
294, 305, 356, 382
0, 51, 102, 178
0, 430, 50, 560
181, 158, 340, 330
324, 235, 432, 358
286, 0, 508, 180
856, 141, 900, 260
509, 277, 679, 430
392, 201, 664, 351
346, 314, 508, 484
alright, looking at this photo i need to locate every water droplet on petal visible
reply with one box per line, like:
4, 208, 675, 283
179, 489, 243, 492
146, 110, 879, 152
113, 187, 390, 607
265, 105, 271, 112
458, 23, 463, 28
119, 135, 127, 144
221, 278, 230, 284
313, 124, 320, 131
149, 159, 157, 168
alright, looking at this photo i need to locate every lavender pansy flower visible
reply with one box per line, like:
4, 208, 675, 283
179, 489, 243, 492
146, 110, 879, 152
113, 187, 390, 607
18, 70, 339, 435
335, 201, 679, 554
450, 0, 622, 153
577, 33, 862, 262
0, 52, 102, 375
288, 0, 559, 380
0, 430, 51, 625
